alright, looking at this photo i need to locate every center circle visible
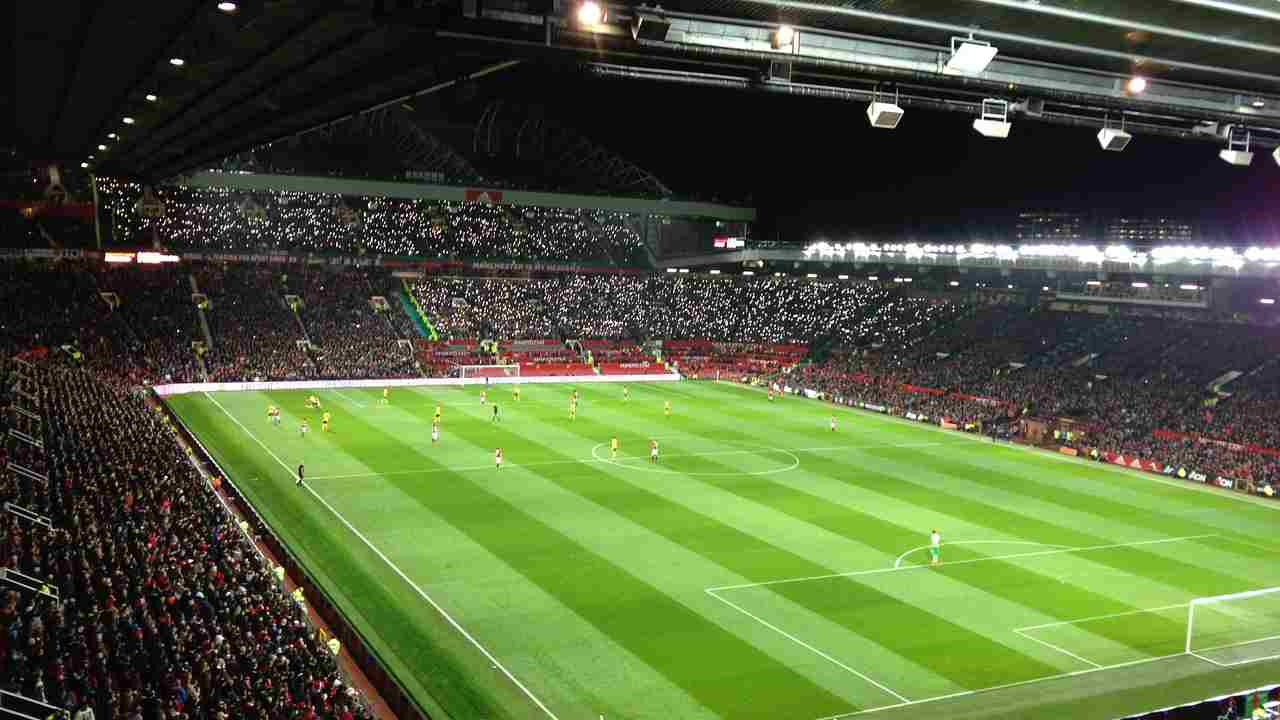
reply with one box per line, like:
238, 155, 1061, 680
590, 441, 800, 476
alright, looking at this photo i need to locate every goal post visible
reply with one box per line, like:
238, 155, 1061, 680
1186, 587, 1280, 667
451, 364, 521, 381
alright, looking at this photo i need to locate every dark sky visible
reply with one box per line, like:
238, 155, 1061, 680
478, 67, 1280, 243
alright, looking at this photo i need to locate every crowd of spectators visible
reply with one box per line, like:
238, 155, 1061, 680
289, 270, 417, 380
96, 180, 646, 264
410, 274, 958, 346
0, 364, 372, 720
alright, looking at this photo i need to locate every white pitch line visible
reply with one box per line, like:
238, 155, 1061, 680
329, 389, 368, 408
1015, 603, 1187, 633
1011, 627, 1103, 669
202, 392, 563, 720
715, 381, 1280, 516
893, 540, 1073, 569
704, 587, 910, 704
305, 440, 964, 481
706, 534, 1217, 593
818, 650, 1192, 719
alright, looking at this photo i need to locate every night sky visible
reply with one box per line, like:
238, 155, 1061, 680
475, 67, 1280, 244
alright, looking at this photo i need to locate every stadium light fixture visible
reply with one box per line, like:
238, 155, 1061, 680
169, 57, 185, 67
949, 280, 960, 287
1131, 282, 1149, 288
80, 162, 89, 168
867, 275, 879, 281
97, 144, 107, 151
742, 270, 755, 276
1219, 126, 1254, 166
1042, 286, 1050, 291
837, 274, 849, 280
771, 25, 796, 50
1126, 76, 1147, 94
1007, 284, 1014, 289
1262, 298, 1276, 305
123, 116, 135, 125
217, 1, 238, 12
1180, 284, 1200, 291
1086, 280, 1103, 286
867, 87, 903, 130
1252, 99, 1266, 108
973, 99, 1011, 139
1273, 145, 1280, 167
1098, 115, 1131, 152
107, 133, 117, 139
665, 267, 677, 273
944, 36, 997, 76
678, 268, 690, 273
709, 269, 721, 274
774, 272, 785, 277
145, 93, 158, 102
576, 1, 605, 27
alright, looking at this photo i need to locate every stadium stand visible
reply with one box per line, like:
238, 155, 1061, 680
95, 180, 646, 265
0, 365, 372, 720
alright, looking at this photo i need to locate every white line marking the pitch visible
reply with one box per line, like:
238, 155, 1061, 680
893, 540, 1073, 569
329, 389, 368, 408
704, 587, 910, 703
1010, 627, 1103, 669
706, 534, 1216, 592
1015, 603, 1188, 632
819, 651, 1191, 719
202, 392, 562, 720
306, 440, 964, 481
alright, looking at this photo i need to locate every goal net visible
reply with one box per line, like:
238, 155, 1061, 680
452, 364, 520, 381
1186, 587, 1280, 666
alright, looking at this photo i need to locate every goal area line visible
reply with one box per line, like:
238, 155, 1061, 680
705, 534, 1225, 719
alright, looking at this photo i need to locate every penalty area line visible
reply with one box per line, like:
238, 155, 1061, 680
705, 587, 909, 704
202, 392, 563, 720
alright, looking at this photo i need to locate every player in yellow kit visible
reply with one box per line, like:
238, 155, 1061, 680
512, 386, 520, 402
623, 386, 630, 402
664, 400, 671, 418
610, 436, 620, 459
322, 411, 331, 432
434, 403, 442, 424
381, 387, 389, 405
569, 400, 577, 421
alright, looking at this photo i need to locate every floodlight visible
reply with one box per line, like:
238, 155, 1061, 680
867, 89, 903, 129
1098, 127, 1132, 152
80, 162, 89, 168
1220, 126, 1253, 166
123, 117, 135, 125
1273, 145, 1280, 167
576, 1, 605, 26
145, 94, 158, 102
217, 1, 238, 12
772, 25, 796, 50
169, 57, 185, 67
1127, 76, 1147, 94
973, 99, 1011, 138
1261, 298, 1275, 305
97, 144, 107, 151
944, 37, 997, 76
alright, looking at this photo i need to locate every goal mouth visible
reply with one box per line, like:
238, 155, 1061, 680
1186, 587, 1280, 667
451, 364, 520, 380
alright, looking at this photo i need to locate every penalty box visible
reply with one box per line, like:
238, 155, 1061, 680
705, 536, 1220, 708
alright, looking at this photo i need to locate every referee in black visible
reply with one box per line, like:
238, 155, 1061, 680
296, 463, 305, 487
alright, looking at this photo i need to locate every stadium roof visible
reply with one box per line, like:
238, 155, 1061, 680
10, 0, 1280, 181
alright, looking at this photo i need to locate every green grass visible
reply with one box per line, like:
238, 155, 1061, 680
164, 380, 1280, 720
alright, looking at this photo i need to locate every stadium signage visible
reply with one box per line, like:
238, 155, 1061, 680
153, 372, 680, 396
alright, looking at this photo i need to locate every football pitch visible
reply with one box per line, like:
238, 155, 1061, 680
165, 381, 1280, 720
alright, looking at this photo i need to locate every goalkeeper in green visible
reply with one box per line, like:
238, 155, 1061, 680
930, 530, 942, 565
